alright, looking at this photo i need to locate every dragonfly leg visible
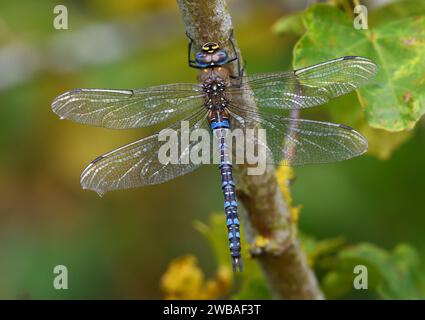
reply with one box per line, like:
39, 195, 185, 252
226, 30, 246, 88
186, 32, 203, 69
229, 60, 247, 88
227, 30, 243, 79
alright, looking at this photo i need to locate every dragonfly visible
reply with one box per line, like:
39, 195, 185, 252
51, 33, 377, 272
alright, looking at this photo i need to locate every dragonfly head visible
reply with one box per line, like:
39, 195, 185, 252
195, 42, 229, 68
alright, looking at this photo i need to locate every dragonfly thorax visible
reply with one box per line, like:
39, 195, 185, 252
202, 79, 228, 111
203, 80, 225, 94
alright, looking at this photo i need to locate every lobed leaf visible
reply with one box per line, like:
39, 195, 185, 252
294, 4, 425, 131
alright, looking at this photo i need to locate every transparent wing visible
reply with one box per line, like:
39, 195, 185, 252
228, 105, 368, 166
228, 56, 377, 110
52, 84, 204, 129
80, 109, 210, 196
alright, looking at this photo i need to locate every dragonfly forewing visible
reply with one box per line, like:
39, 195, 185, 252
228, 56, 377, 111
52, 84, 204, 129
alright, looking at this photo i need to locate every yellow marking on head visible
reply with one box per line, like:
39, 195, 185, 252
202, 42, 220, 53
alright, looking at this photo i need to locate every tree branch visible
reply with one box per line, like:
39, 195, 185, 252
176, 0, 324, 299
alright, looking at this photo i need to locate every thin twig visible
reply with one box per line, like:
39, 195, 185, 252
177, 0, 324, 299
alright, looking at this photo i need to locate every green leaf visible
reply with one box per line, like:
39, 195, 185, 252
273, 12, 304, 36
321, 271, 355, 299
231, 265, 271, 300
293, 4, 425, 131
322, 243, 425, 299
194, 214, 230, 267
371, 0, 425, 26
300, 232, 345, 267
341, 244, 425, 299
194, 213, 271, 299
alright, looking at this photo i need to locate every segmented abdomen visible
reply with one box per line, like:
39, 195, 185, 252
211, 119, 242, 272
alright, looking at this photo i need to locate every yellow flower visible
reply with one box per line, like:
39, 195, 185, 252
160, 255, 233, 299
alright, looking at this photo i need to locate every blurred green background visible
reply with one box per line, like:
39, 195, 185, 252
0, 0, 424, 299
